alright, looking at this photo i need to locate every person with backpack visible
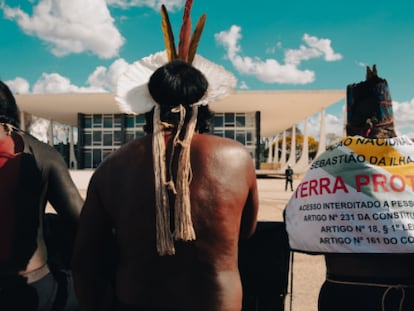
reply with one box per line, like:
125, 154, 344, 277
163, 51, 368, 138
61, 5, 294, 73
0, 81, 83, 310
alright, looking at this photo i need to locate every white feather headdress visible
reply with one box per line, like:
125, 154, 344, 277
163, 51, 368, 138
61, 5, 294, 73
116, 51, 237, 114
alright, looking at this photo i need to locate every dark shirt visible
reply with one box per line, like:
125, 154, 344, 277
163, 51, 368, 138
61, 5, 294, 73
285, 168, 293, 180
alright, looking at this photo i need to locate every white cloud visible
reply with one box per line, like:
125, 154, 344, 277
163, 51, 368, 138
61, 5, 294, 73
285, 45, 321, 66
215, 26, 342, 85
106, 0, 185, 11
8, 58, 134, 94
356, 61, 368, 68
29, 117, 50, 143
300, 95, 414, 141
4, 77, 30, 94
87, 58, 130, 92
2, 0, 125, 59
215, 25, 242, 59
298, 108, 345, 150
394, 99, 414, 137
9, 58, 134, 141
306, 98, 414, 140
285, 33, 343, 66
32, 73, 105, 94
325, 113, 344, 137
306, 112, 343, 140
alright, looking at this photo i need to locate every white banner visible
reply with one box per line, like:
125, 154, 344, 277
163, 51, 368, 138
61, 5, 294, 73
285, 136, 414, 253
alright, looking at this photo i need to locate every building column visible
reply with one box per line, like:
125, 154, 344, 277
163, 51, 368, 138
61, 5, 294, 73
273, 136, 279, 164
286, 126, 296, 167
69, 126, 78, 169
294, 119, 310, 173
280, 131, 287, 168
314, 109, 327, 159
47, 120, 54, 146
266, 137, 273, 163
255, 111, 261, 169
20, 111, 26, 131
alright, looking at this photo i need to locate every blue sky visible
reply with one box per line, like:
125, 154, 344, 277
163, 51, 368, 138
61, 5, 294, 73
1, 0, 414, 139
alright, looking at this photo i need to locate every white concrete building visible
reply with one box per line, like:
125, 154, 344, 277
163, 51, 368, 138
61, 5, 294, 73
16, 90, 345, 173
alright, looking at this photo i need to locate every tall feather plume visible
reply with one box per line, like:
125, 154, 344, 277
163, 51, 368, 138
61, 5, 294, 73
187, 13, 206, 64
160, 4, 177, 61
177, 0, 193, 61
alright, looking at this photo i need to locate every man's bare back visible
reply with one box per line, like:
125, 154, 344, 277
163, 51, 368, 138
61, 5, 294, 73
73, 133, 259, 311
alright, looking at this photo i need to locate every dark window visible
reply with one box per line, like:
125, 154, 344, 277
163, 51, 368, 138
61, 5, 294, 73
213, 115, 223, 127
103, 116, 113, 128
236, 131, 246, 144
114, 131, 123, 145
83, 150, 92, 168
93, 131, 102, 145
126, 116, 135, 128
84, 117, 92, 129
135, 115, 146, 125
236, 115, 246, 127
93, 149, 102, 168
225, 113, 234, 126
247, 132, 253, 143
93, 115, 102, 128
103, 132, 112, 146
114, 115, 122, 127
83, 133, 91, 146
225, 130, 235, 140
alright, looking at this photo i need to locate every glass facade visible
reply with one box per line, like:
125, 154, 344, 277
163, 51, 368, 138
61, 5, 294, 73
78, 113, 146, 168
78, 111, 259, 169
212, 112, 257, 160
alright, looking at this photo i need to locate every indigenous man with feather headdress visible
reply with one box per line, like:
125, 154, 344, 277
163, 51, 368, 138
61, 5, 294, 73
285, 65, 414, 310
72, 2, 259, 310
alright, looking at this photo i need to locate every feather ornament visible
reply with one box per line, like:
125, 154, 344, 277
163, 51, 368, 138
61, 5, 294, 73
177, 0, 193, 61
188, 13, 206, 64
192, 54, 237, 104
115, 51, 237, 115
160, 4, 177, 61
116, 52, 169, 115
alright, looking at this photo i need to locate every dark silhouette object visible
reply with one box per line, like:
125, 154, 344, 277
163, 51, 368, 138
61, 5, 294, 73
284, 165, 294, 191
239, 221, 290, 311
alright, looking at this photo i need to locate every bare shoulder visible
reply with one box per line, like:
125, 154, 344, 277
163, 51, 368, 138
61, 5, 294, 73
191, 134, 253, 161
189, 134, 256, 187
